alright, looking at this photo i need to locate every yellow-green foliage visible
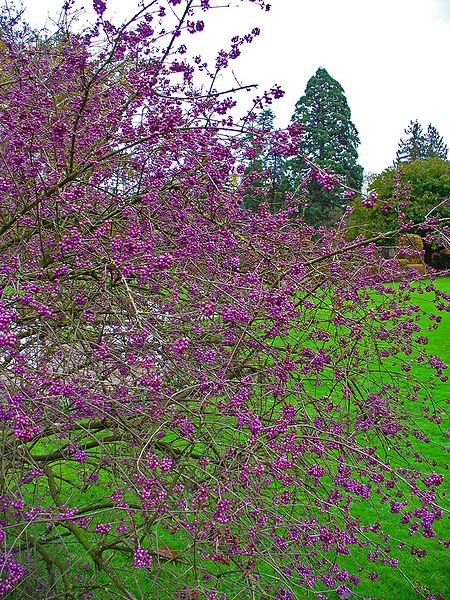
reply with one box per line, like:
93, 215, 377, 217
347, 158, 450, 243
397, 233, 424, 252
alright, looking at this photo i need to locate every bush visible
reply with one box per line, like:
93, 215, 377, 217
397, 234, 426, 268
0, 3, 448, 599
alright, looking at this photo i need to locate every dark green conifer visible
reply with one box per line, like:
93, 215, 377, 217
290, 67, 363, 225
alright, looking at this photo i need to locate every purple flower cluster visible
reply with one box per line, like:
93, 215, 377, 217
361, 191, 378, 208
0, 556, 26, 596
133, 547, 153, 568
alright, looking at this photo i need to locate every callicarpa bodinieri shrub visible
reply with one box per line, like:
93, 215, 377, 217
0, 2, 448, 599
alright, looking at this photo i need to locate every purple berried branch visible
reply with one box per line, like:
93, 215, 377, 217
0, 1, 448, 598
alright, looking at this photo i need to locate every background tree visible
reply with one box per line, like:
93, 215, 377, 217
395, 119, 426, 163
425, 123, 449, 159
348, 157, 450, 245
242, 108, 290, 213
395, 120, 448, 163
289, 67, 363, 226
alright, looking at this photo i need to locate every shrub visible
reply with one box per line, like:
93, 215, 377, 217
0, 2, 448, 599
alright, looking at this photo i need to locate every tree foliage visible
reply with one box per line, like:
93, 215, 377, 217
289, 67, 363, 226
396, 120, 448, 163
0, 4, 448, 600
348, 158, 450, 243
425, 123, 449, 159
241, 109, 291, 213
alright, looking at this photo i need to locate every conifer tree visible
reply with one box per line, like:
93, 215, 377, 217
243, 109, 289, 213
289, 67, 363, 225
424, 123, 448, 159
396, 120, 425, 163
395, 120, 448, 162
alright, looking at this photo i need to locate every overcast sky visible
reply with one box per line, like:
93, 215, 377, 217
23, 0, 450, 176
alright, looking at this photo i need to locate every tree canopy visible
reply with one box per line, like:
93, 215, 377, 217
395, 120, 448, 163
348, 158, 450, 243
289, 67, 363, 225
241, 109, 290, 213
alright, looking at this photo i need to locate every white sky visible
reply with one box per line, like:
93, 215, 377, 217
23, 0, 450, 175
